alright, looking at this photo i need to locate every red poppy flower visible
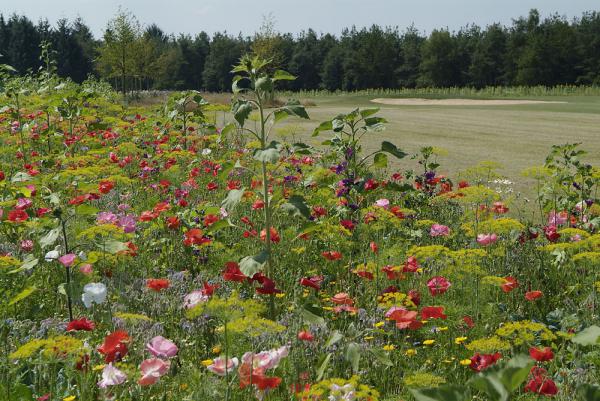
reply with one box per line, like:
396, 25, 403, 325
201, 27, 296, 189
203, 214, 219, 227
386, 307, 421, 330
463, 315, 475, 329
408, 289, 421, 306
201, 281, 219, 296
525, 290, 543, 301
298, 330, 314, 341
340, 220, 355, 231
427, 276, 451, 296
529, 347, 554, 362
382, 265, 403, 280
322, 251, 342, 261
260, 227, 280, 243
300, 276, 323, 290
206, 182, 218, 191
458, 180, 469, 188
312, 206, 327, 218
68, 195, 87, 205
36, 208, 51, 217
420, 306, 447, 320
544, 225, 560, 242
98, 330, 129, 363
331, 293, 354, 305
402, 256, 420, 273
390, 206, 405, 219
491, 202, 509, 214
525, 367, 558, 396
139, 210, 158, 221
66, 317, 95, 332
252, 199, 265, 210
501, 276, 519, 293
222, 262, 247, 282
166, 216, 180, 229
147, 278, 170, 291
254, 275, 282, 295
369, 241, 378, 254
98, 180, 114, 194
183, 228, 210, 246
470, 352, 501, 372
364, 179, 379, 191
8, 209, 28, 222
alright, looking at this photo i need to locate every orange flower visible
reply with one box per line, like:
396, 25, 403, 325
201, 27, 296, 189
147, 278, 170, 292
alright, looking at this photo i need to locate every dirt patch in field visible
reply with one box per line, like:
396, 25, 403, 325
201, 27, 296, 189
371, 98, 568, 106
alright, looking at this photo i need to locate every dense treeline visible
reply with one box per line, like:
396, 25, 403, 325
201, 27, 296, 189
1, 9, 600, 93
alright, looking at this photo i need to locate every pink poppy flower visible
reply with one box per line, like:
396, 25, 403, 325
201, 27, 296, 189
430, 224, 450, 237
138, 358, 170, 386
374, 199, 390, 209
206, 356, 239, 376
97, 363, 127, 388
146, 336, 178, 358
476, 233, 498, 246
58, 254, 76, 268
79, 264, 93, 275
183, 290, 208, 309
427, 276, 451, 296
548, 210, 568, 226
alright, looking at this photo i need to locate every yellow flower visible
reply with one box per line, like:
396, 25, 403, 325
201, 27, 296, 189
423, 339, 435, 345
212, 345, 222, 354
64, 397, 76, 401
383, 344, 395, 351
405, 349, 417, 356
455, 336, 468, 345
364, 336, 374, 341
437, 326, 448, 331
460, 359, 472, 366
374, 321, 385, 328
275, 293, 285, 298
201, 359, 213, 367
92, 364, 106, 371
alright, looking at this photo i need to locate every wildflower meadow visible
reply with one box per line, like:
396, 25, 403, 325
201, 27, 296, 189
1, 55, 600, 401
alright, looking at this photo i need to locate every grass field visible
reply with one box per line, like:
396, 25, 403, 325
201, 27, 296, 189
274, 93, 600, 198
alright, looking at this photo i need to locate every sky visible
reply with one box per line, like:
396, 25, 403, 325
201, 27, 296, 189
0, 0, 598, 38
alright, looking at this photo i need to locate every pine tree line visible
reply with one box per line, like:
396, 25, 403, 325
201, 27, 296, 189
1, 9, 599, 92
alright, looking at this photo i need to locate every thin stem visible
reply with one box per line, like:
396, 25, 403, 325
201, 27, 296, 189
61, 218, 74, 321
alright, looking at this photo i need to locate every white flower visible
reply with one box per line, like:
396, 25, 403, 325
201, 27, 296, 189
98, 363, 127, 388
44, 250, 60, 262
82, 282, 107, 308
201, 148, 212, 156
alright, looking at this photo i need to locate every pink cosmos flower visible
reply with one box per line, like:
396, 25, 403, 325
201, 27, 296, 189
427, 276, 452, 296
146, 336, 178, 358
183, 290, 208, 309
430, 224, 450, 237
138, 358, 170, 386
15, 198, 33, 210
97, 212, 118, 225
79, 264, 93, 275
476, 233, 498, 246
58, 254, 76, 267
374, 199, 390, 209
548, 210, 568, 226
207, 356, 239, 376
97, 363, 127, 388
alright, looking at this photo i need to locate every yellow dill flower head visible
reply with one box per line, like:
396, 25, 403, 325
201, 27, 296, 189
403, 372, 446, 388
466, 336, 511, 353
496, 320, 556, 345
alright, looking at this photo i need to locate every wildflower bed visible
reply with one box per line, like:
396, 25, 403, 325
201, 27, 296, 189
1, 58, 600, 401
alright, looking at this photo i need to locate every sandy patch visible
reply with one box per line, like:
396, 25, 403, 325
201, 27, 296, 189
371, 98, 567, 106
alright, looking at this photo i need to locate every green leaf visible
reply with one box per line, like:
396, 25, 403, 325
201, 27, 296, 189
359, 108, 380, 118
272, 70, 296, 81
232, 100, 252, 127
220, 122, 236, 137
12, 172, 33, 183
345, 342, 360, 372
10, 255, 39, 274
301, 305, 325, 327
369, 348, 394, 367
102, 240, 129, 254
410, 386, 469, 401
281, 195, 311, 219
8, 286, 36, 306
206, 219, 233, 234
221, 188, 246, 212
255, 77, 273, 93
10, 383, 33, 401
325, 330, 343, 347
39, 227, 61, 249
578, 384, 600, 401
239, 250, 269, 277
468, 354, 533, 401
281, 100, 309, 119
316, 353, 332, 381
572, 325, 600, 346
387, 182, 415, 192
254, 148, 280, 164
312, 120, 333, 136
381, 141, 408, 159
364, 116, 387, 131
373, 152, 388, 168
76, 204, 99, 216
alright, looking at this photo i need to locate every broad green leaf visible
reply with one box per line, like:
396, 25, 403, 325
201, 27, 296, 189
255, 77, 273, 93
12, 172, 33, 183
10, 255, 39, 274
316, 353, 332, 381
8, 286, 36, 306
39, 227, 61, 249
281, 195, 311, 219
387, 182, 415, 192
206, 219, 233, 233
578, 384, 600, 401
281, 100, 309, 119
102, 240, 129, 254
381, 141, 408, 159
312, 120, 333, 136
359, 108, 380, 118
221, 188, 246, 212
76, 204, 99, 216
410, 386, 469, 401
498, 354, 535, 392
369, 348, 394, 367
345, 342, 360, 372
232, 100, 252, 127
239, 250, 269, 277
220, 122, 236, 137
272, 70, 296, 81
326, 330, 343, 347
301, 305, 325, 327
11, 383, 33, 401
373, 152, 388, 168
254, 148, 280, 164
572, 325, 600, 346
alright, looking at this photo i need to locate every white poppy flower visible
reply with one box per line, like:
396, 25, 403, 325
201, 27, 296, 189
44, 250, 60, 262
82, 282, 107, 308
